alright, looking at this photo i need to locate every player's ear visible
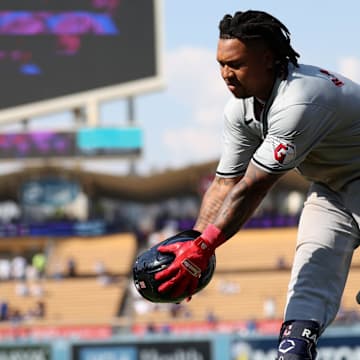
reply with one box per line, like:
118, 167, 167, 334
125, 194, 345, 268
254, 40, 276, 71
263, 49, 276, 70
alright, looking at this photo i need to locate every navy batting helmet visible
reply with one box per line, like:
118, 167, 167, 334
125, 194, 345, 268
132, 229, 216, 303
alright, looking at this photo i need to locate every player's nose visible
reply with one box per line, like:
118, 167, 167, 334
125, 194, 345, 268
221, 65, 235, 80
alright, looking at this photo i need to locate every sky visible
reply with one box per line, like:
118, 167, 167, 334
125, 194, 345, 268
3, 0, 360, 176
133, 0, 360, 175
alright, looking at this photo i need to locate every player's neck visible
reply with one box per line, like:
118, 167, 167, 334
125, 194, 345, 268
254, 97, 265, 120
254, 72, 277, 105
255, 97, 266, 106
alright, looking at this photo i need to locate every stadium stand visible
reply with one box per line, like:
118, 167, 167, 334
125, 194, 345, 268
0, 237, 47, 256
0, 163, 358, 333
339, 268, 360, 310
0, 226, 358, 331
130, 227, 360, 328
0, 233, 137, 327
46, 233, 137, 277
131, 271, 291, 325
0, 278, 127, 325
216, 228, 297, 271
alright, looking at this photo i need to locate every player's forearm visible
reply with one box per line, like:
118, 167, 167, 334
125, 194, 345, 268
213, 163, 282, 240
213, 178, 267, 239
194, 176, 240, 232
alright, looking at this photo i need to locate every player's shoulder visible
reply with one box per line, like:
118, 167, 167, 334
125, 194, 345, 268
280, 64, 343, 104
224, 96, 243, 114
274, 64, 343, 109
223, 96, 252, 122
288, 63, 338, 82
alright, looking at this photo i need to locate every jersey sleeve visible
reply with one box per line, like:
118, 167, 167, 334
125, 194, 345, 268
252, 103, 337, 173
216, 100, 261, 178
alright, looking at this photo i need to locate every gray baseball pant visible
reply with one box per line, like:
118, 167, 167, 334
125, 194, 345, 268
284, 179, 360, 330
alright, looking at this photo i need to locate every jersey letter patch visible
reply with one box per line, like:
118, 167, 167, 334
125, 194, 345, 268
271, 137, 296, 165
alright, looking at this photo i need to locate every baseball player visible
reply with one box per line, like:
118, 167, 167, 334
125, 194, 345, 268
154, 10, 360, 359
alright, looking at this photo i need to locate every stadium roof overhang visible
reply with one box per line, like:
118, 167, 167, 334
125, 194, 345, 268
0, 161, 310, 203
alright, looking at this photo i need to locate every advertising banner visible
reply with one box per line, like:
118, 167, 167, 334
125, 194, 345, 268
0, 128, 142, 160
232, 334, 360, 360
0, 325, 111, 341
73, 340, 212, 360
0, 344, 51, 360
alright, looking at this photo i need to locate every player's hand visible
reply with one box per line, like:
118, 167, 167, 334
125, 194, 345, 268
155, 235, 214, 300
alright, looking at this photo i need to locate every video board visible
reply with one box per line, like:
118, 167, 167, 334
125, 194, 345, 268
0, 127, 142, 159
0, 0, 164, 123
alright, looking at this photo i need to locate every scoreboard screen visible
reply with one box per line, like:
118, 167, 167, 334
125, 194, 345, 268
0, 127, 143, 159
0, 0, 163, 120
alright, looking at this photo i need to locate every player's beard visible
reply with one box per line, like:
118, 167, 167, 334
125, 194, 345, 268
229, 85, 252, 99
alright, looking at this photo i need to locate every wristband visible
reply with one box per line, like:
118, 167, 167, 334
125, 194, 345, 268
194, 224, 226, 251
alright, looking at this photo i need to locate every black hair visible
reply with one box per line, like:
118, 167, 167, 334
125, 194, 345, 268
219, 10, 300, 73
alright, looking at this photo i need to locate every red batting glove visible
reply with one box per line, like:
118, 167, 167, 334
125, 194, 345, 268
155, 224, 226, 300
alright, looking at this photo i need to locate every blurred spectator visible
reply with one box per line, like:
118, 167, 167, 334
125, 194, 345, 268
218, 279, 240, 294
136, 217, 155, 248
9, 308, 23, 325
286, 191, 305, 215
145, 322, 157, 334
335, 303, 360, 325
169, 303, 183, 318
245, 318, 257, 333
15, 281, 29, 297
131, 281, 157, 315
51, 261, 64, 280
30, 281, 44, 297
94, 260, 112, 286
147, 231, 163, 247
263, 296, 277, 319
160, 323, 172, 334
0, 299, 8, 321
134, 299, 154, 315
33, 300, 46, 318
205, 309, 218, 326
276, 256, 288, 270
97, 273, 111, 286
0, 258, 11, 280
11, 254, 26, 280
183, 306, 193, 319
26, 264, 38, 281
32, 252, 46, 278
94, 260, 106, 276
335, 303, 348, 323
161, 220, 178, 239
67, 257, 77, 277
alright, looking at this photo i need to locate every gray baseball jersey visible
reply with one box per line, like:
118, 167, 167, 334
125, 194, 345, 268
216, 63, 360, 328
216, 64, 360, 191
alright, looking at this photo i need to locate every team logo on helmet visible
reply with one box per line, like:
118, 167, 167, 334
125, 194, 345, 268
270, 136, 296, 165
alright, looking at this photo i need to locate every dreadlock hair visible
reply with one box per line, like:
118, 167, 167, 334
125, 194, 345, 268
219, 10, 300, 75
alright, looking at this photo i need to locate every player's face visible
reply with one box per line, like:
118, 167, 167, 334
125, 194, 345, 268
216, 38, 276, 100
